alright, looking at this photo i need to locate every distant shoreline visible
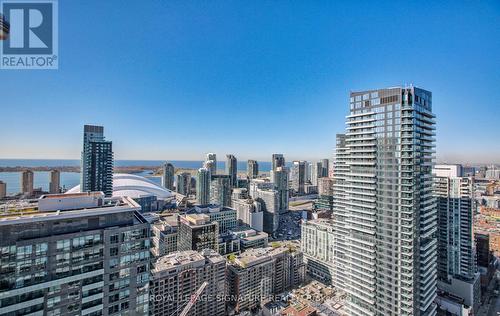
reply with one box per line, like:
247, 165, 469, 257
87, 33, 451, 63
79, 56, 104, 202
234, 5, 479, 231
0, 166, 161, 173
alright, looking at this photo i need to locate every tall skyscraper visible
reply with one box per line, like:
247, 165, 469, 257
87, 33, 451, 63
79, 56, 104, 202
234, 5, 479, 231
272, 154, 285, 171
162, 162, 175, 190
433, 165, 480, 312
210, 174, 232, 207
0, 192, 150, 315
49, 169, 60, 194
247, 160, 259, 179
273, 166, 289, 212
332, 87, 437, 315
291, 161, 306, 194
176, 172, 191, 196
321, 159, 329, 177
249, 180, 280, 234
0, 180, 6, 199
205, 153, 217, 175
81, 125, 114, 197
21, 169, 33, 196
311, 161, 323, 186
196, 167, 211, 205
226, 154, 237, 187
331, 134, 348, 287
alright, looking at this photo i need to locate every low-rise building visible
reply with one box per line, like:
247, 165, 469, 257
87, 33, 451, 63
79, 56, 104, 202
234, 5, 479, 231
150, 250, 226, 316
226, 243, 305, 313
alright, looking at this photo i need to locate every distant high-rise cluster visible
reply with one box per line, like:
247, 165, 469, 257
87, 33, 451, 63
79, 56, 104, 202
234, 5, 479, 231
81, 125, 113, 197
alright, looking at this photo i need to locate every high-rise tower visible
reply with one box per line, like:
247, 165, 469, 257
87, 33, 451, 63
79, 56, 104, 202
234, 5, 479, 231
162, 162, 175, 190
205, 153, 217, 175
433, 164, 479, 312
81, 125, 113, 197
226, 154, 237, 187
333, 87, 437, 316
247, 160, 259, 179
49, 169, 60, 194
196, 167, 211, 205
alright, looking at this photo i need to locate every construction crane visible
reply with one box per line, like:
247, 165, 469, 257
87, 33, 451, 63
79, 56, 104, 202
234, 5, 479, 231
175, 281, 208, 316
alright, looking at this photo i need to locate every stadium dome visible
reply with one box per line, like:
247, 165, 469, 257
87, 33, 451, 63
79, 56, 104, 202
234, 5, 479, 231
66, 173, 174, 200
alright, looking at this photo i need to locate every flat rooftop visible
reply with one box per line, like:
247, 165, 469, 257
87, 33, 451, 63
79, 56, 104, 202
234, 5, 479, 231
152, 250, 224, 273
0, 195, 140, 225
231, 242, 298, 268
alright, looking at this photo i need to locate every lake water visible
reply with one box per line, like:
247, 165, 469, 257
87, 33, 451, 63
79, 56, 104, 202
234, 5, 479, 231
0, 159, 281, 195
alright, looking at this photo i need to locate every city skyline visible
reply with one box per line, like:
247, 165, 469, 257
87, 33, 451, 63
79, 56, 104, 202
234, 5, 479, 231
0, 1, 499, 163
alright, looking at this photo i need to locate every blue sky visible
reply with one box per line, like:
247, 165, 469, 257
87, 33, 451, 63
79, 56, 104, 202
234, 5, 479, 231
1, 1, 499, 163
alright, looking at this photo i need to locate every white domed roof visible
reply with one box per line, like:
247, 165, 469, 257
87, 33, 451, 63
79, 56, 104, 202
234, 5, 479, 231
66, 173, 174, 200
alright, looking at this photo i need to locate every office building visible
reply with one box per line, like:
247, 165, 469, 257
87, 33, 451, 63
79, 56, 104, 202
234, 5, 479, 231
315, 177, 334, 212
81, 125, 114, 197
186, 204, 237, 234
321, 159, 329, 177
311, 161, 323, 186
301, 219, 336, 284
150, 250, 226, 316
229, 227, 269, 251
271, 154, 285, 183
210, 174, 232, 207
0, 180, 6, 199
162, 162, 175, 190
177, 214, 219, 252
176, 172, 191, 196
291, 161, 306, 194
227, 243, 305, 313
205, 153, 217, 175
49, 169, 60, 194
0, 192, 150, 316
332, 87, 437, 315
232, 194, 264, 231
21, 169, 34, 196
273, 166, 289, 212
249, 180, 280, 234
226, 154, 237, 187
196, 167, 211, 205
151, 217, 178, 257
272, 154, 285, 171
247, 160, 259, 179
433, 166, 480, 313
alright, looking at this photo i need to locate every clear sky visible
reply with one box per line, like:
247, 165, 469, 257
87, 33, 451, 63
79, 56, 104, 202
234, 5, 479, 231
1, 1, 499, 163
